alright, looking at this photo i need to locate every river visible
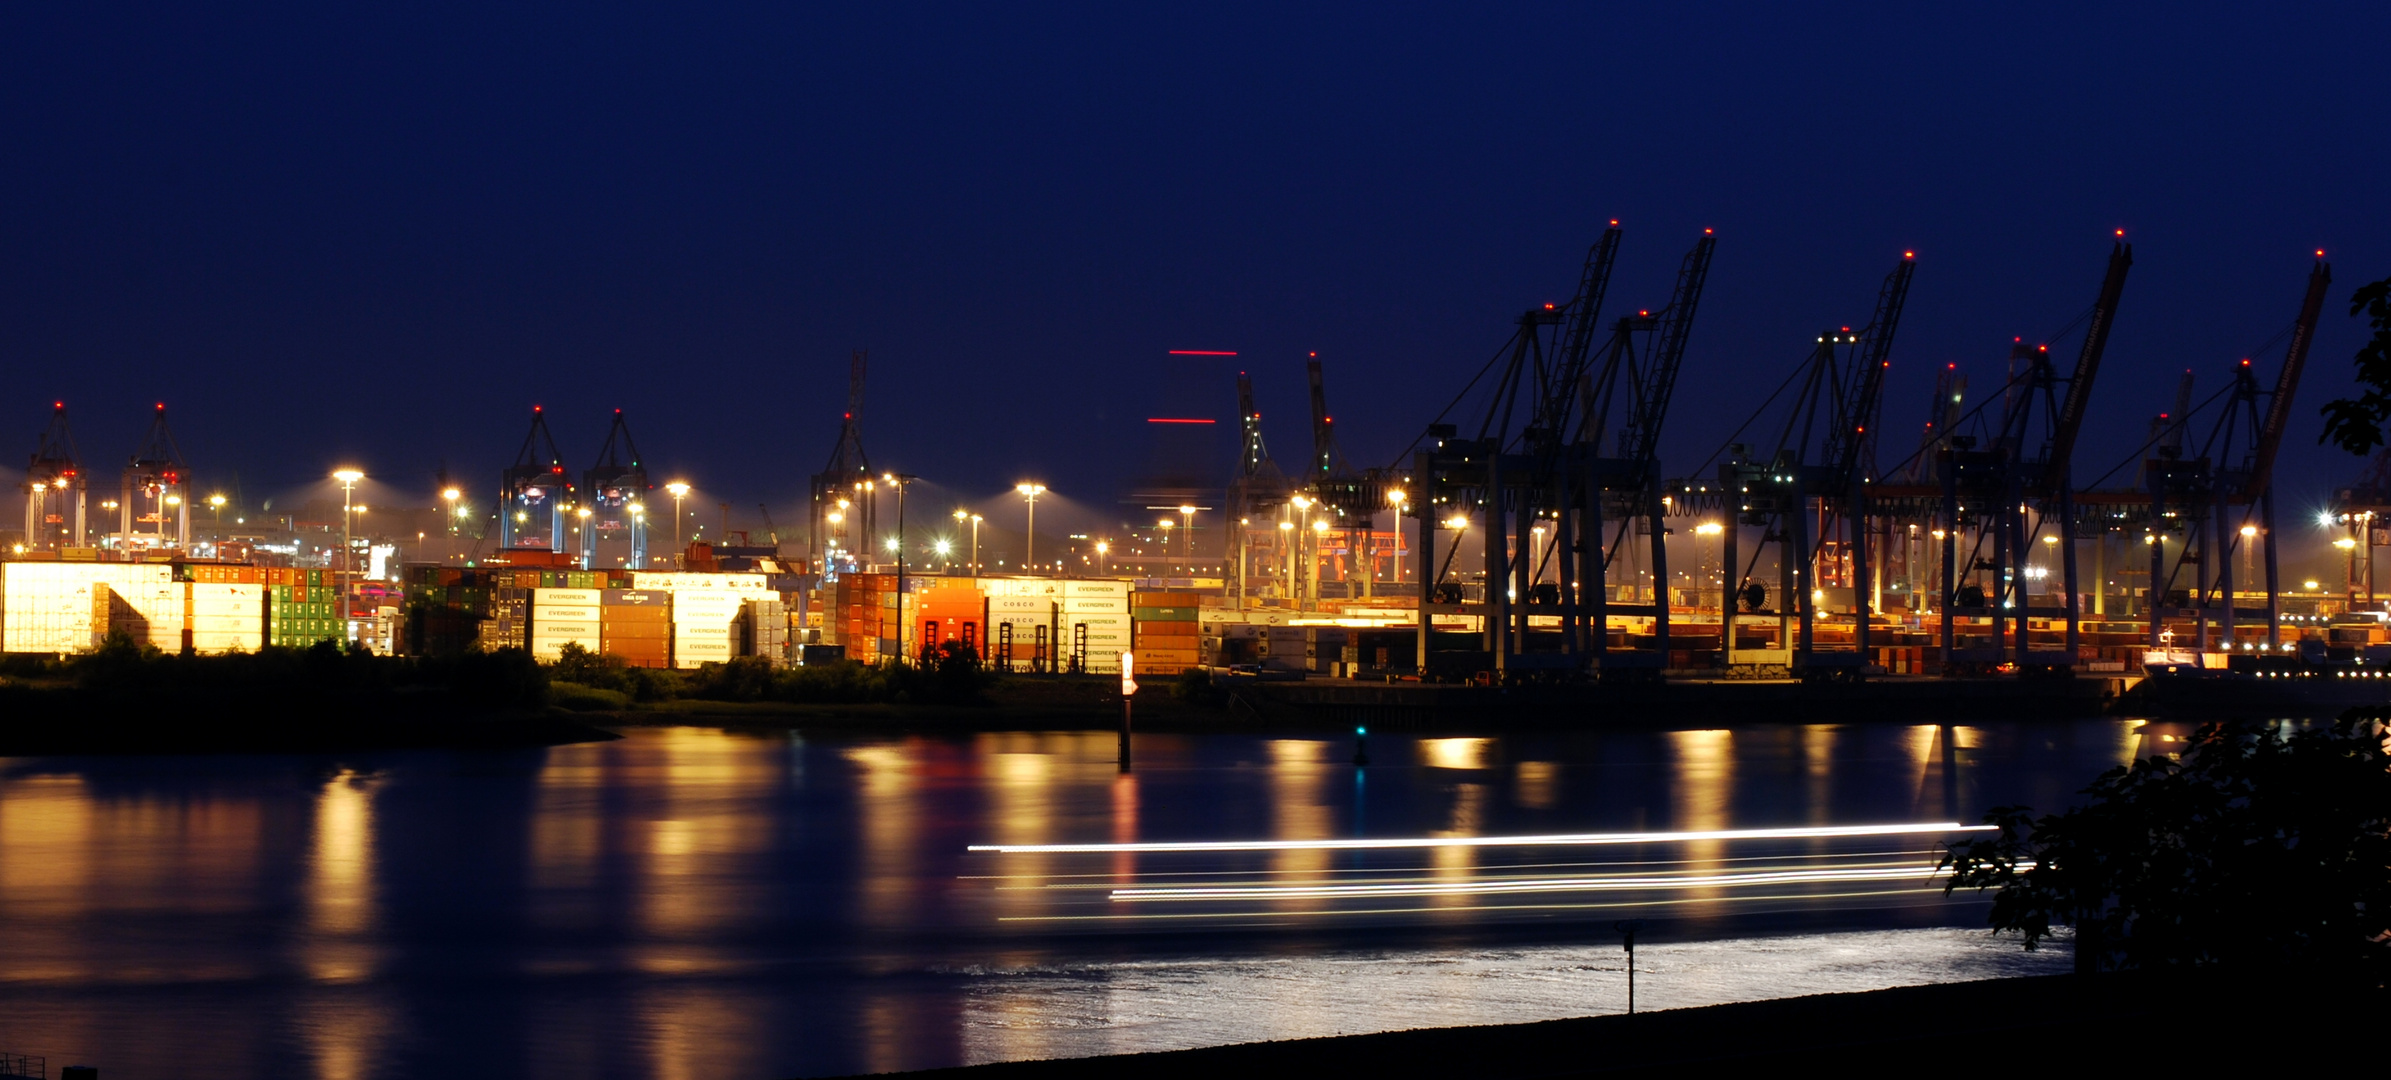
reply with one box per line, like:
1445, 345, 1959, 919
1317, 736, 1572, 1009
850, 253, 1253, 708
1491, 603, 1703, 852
0, 718, 2160, 1078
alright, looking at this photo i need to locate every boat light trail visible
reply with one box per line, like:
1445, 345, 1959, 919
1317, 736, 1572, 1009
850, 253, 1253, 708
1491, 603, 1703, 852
966, 821, 1992, 855
1109, 864, 1945, 902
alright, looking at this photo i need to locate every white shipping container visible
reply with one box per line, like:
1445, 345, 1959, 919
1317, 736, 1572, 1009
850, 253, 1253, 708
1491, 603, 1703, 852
532, 588, 604, 606
531, 622, 602, 641
979, 578, 1062, 599
988, 596, 1054, 615
191, 631, 265, 655
1061, 596, 1129, 615
630, 572, 769, 591
1060, 579, 1133, 599
532, 605, 603, 622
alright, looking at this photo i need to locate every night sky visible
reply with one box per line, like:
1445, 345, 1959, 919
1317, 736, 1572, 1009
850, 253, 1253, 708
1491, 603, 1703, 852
4, 3, 2386, 553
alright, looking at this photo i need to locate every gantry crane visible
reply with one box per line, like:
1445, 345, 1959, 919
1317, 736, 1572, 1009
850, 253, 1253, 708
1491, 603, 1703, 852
24, 402, 85, 549
1226, 370, 1291, 604
1411, 224, 1715, 681
1935, 238, 2133, 671
580, 409, 653, 569
121, 403, 190, 550
2147, 255, 2332, 647
810, 350, 874, 574
1690, 253, 1914, 679
1302, 356, 1394, 597
498, 406, 571, 550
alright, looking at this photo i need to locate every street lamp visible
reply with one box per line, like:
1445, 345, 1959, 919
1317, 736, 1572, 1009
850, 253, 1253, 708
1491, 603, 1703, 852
665, 481, 690, 566
332, 469, 363, 639
441, 486, 461, 536
2239, 523, 2258, 592
883, 473, 917, 641
1179, 504, 1197, 560
1096, 539, 1109, 576
1310, 517, 1329, 607
1386, 489, 1408, 587
1017, 483, 1045, 575
209, 493, 227, 526
1158, 517, 1174, 569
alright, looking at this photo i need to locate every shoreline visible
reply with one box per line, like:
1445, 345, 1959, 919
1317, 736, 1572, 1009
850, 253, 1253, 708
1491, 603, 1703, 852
822, 967, 2375, 1077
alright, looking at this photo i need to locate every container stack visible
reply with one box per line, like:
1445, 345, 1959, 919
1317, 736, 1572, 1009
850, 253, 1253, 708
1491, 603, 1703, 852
485, 584, 529, 651
1062, 579, 1131, 672
187, 582, 266, 654
599, 589, 671, 668
528, 588, 602, 661
741, 597, 788, 663
670, 588, 742, 668
96, 577, 183, 651
829, 573, 894, 664
1130, 590, 1201, 675
268, 567, 345, 647
3, 563, 175, 652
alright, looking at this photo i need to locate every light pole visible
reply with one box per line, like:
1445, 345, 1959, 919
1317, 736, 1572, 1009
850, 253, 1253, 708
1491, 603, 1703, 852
1096, 540, 1109, 576
441, 486, 461, 536
333, 469, 363, 639
664, 481, 690, 566
884, 473, 916, 656
1278, 519, 1295, 599
1290, 495, 1314, 607
1310, 517, 1328, 607
1179, 504, 1197, 561
1695, 521, 1724, 614
209, 493, 227, 527
1017, 483, 1045, 575
1387, 489, 1407, 589
2239, 523, 2258, 596
1158, 518, 1174, 570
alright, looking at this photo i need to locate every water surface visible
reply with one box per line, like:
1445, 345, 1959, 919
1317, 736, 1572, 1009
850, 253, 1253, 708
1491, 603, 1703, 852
0, 719, 2150, 1077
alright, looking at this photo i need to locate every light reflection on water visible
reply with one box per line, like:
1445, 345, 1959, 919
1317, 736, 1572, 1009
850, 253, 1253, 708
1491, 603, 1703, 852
0, 720, 2155, 1078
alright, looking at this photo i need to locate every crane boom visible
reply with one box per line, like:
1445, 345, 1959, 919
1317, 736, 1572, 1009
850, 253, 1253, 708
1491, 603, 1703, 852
1618, 232, 1716, 467
1536, 226, 1622, 441
1236, 371, 1269, 476
2045, 241, 2133, 483
2243, 258, 2332, 501
1306, 358, 1339, 479
1827, 255, 1916, 480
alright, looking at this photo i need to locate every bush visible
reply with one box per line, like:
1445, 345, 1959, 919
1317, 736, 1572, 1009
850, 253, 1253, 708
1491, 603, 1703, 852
55, 632, 550, 710
1944, 715, 2391, 980
1169, 665, 1226, 706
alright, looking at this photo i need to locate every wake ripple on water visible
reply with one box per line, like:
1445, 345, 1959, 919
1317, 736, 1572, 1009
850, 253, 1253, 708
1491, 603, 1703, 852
958, 926, 2070, 1065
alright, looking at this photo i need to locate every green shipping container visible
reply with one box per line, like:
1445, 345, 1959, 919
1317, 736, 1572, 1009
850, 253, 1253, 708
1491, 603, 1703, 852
1131, 606, 1201, 621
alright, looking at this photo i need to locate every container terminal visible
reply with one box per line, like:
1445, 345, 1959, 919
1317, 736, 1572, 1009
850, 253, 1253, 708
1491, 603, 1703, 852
7, 230, 2391, 715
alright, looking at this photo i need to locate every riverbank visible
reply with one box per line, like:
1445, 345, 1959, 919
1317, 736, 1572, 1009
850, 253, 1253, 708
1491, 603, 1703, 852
831, 967, 2374, 1078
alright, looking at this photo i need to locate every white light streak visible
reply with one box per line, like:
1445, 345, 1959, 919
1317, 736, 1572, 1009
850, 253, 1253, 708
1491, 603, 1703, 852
1110, 864, 1945, 901
966, 821, 1992, 855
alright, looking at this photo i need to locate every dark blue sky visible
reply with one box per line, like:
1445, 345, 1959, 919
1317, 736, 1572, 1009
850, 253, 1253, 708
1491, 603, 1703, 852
4, 3, 2386, 546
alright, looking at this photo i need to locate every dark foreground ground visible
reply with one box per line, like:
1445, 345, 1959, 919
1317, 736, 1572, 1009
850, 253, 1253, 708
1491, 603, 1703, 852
825, 968, 2379, 1078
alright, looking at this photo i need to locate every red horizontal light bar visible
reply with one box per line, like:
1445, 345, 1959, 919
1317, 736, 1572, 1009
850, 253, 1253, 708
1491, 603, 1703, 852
1168, 350, 1238, 356
1147, 418, 1217, 424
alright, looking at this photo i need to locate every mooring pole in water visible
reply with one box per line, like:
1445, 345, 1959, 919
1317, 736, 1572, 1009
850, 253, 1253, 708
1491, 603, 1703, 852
1615, 919, 1647, 1014
1118, 650, 1137, 772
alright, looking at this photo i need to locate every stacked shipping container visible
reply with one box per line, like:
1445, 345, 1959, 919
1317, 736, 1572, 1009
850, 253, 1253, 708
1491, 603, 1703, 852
1131, 590, 1201, 675
600, 589, 671, 667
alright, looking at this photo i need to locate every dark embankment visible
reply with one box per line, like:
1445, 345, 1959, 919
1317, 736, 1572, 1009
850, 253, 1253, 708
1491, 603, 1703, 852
830, 967, 2380, 1078
0, 639, 614, 754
